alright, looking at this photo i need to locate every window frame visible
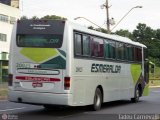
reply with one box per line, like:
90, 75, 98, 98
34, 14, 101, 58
0, 14, 9, 23
0, 33, 7, 42
116, 42, 125, 61
73, 30, 142, 64
104, 39, 116, 60
74, 33, 83, 56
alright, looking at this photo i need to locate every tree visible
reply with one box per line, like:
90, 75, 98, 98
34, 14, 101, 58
155, 29, 160, 40
114, 29, 133, 39
95, 28, 107, 34
132, 23, 155, 43
20, 15, 66, 20
32, 16, 39, 20
88, 26, 94, 30
20, 16, 28, 20
41, 15, 66, 20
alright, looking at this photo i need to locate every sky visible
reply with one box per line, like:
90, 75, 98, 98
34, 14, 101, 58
20, 0, 160, 32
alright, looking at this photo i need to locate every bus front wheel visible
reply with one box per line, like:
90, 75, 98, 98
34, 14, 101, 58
93, 88, 102, 111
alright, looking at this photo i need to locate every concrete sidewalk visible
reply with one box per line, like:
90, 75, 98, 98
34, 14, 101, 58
0, 83, 8, 101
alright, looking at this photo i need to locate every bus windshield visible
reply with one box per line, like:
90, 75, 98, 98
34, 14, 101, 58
17, 34, 63, 48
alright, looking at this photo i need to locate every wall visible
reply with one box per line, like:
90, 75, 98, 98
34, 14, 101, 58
0, 3, 20, 82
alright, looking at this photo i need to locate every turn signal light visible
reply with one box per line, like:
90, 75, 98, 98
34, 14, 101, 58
64, 77, 70, 90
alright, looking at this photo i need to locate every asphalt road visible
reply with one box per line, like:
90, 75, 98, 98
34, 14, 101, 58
0, 87, 160, 120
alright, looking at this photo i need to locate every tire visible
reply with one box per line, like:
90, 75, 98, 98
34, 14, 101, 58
92, 88, 102, 111
131, 87, 140, 103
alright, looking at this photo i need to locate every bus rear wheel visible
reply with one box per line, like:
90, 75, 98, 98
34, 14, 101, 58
93, 88, 102, 111
131, 87, 140, 103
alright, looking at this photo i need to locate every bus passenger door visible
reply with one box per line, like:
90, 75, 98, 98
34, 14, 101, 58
142, 48, 149, 96
144, 48, 149, 84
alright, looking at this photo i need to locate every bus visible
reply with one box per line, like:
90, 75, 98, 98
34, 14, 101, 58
8, 20, 149, 111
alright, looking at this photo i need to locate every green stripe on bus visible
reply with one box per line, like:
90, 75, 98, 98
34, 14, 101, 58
20, 48, 58, 63
130, 64, 142, 84
143, 84, 149, 96
40, 56, 66, 69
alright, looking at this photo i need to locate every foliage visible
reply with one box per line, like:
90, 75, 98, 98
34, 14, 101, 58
41, 15, 67, 20
114, 29, 133, 39
20, 16, 28, 20
32, 16, 39, 20
132, 23, 155, 43
88, 26, 108, 34
20, 15, 66, 20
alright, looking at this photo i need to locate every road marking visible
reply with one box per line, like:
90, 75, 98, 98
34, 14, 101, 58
0, 100, 8, 102
151, 91, 160, 93
0, 107, 26, 112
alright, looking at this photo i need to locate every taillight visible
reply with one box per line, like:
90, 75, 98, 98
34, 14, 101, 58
64, 77, 70, 90
8, 74, 13, 86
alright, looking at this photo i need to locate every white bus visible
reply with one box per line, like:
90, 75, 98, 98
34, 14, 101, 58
8, 20, 149, 110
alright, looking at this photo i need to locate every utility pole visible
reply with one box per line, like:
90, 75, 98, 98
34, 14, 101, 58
105, 0, 110, 33
101, 0, 111, 33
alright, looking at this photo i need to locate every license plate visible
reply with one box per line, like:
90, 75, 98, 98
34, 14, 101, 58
32, 82, 43, 88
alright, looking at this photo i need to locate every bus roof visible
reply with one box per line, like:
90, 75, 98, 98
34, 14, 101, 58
68, 20, 146, 48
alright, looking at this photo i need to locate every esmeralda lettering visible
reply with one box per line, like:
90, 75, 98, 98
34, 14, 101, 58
91, 63, 121, 73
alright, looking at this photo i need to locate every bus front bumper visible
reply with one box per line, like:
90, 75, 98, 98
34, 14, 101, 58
8, 90, 73, 106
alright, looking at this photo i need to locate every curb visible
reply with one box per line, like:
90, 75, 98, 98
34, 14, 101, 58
0, 96, 7, 101
0, 100, 8, 102
149, 86, 160, 88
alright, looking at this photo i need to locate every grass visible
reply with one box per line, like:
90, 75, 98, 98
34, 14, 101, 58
149, 80, 160, 86
149, 65, 160, 86
149, 66, 160, 80
0, 83, 8, 100
0, 89, 8, 100
0, 89, 8, 96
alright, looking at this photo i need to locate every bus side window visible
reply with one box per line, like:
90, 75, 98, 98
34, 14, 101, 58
104, 40, 110, 58
125, 44, 134, 61
104, 40, 116, 59
127, 45, 134, 61
116, 42, 125, 60
91, 37, 104, 58
82, 35, 90, 56
75, 33, 82, 55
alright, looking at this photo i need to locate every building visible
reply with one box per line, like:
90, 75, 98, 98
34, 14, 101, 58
11, 0, 19, 8
0, 2, 20, 82
0, 0, 19, 8
0, 0, 11, 6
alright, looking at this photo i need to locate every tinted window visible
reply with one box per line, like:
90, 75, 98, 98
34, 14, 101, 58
116, 42, 125, 60
0, 33, 7, 42
0, 14, 8, 23
75, 33, 82, 55
125, 44, 134, 61
91, 37, 104, 57
104, 40, 116, 59
82, 35, 90, 56
17, 34, 63, 48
